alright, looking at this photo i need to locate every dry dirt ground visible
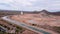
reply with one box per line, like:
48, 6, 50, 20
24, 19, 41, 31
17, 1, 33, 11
10, 14, 60, 27
9, 13, 60, 34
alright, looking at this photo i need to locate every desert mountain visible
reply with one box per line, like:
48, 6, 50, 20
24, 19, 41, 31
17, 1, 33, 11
39, 10, 60, 16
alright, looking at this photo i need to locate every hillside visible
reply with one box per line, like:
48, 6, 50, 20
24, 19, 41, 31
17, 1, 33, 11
9, 10, 60, 33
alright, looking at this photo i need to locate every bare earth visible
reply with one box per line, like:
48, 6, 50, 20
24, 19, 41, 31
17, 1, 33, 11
9, 13, 60, 34
10, 14, 60, 27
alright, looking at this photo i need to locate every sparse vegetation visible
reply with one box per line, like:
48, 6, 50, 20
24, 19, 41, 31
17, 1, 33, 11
53, 26, 60, 33
0, 31, 8, 34
1, 10, 60, 34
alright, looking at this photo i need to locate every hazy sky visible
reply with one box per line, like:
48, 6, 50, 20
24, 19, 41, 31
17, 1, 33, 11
0, 0, 60, 12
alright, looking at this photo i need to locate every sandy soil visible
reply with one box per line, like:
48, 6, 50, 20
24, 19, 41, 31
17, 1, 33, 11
10, 14, 60, 27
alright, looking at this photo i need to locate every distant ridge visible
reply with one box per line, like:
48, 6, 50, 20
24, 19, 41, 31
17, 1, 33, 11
49, 11, 60, 16
40, 10, 49, 13
39, 10, 60, 16
0, 9, 60, 16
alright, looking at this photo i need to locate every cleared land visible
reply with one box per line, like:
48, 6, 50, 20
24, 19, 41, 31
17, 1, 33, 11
0, 10, 60, 34
10, 14, 60, 27
9, 12, 60, 33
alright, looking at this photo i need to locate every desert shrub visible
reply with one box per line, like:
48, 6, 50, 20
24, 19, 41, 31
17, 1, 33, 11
53, 26, 60, 33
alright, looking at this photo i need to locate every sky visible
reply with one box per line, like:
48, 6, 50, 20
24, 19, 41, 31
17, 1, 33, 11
0, 0, 60, 12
